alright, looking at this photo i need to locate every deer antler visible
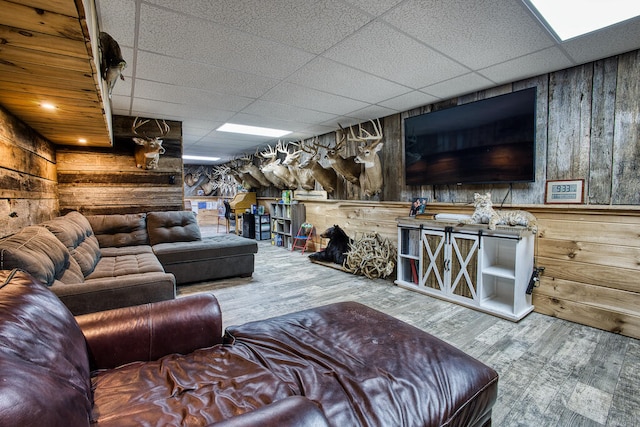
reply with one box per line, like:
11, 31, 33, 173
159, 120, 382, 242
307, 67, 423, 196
259, 144, 278, 159
299, 138, 317, 155
346, 119, 382, 144
132, 117, 170, 138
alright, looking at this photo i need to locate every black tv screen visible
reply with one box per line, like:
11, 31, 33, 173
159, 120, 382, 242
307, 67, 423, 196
404, 87, 536, 186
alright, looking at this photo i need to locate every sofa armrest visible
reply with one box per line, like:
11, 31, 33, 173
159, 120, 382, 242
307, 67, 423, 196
209, 397, 330, 427
76, 293, 223, 370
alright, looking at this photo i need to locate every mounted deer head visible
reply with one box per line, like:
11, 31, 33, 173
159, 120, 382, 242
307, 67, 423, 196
238, 153, 271, 187
322, 130, 361, 185
258, 144, 289, 189
184, 165, 204, 187
132, 117, 169, 170
281, 141, 316, 191
350, 119, 384, 197
299, 138, 337, 192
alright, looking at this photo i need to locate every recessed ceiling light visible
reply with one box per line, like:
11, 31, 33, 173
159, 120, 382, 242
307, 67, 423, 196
41, 102, 56, 110
78, 138, 87, 143
183, 155, 221, 162
527, 0, 640, 41
217, 123, 291, 138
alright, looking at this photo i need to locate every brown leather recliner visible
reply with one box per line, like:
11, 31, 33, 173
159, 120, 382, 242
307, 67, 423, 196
0, 269, 497, 426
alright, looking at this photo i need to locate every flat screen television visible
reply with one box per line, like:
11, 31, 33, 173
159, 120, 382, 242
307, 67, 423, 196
404, 87, 536, 186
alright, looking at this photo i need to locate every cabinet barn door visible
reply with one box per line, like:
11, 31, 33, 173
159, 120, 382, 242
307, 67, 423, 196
449, 233, 479, 302
420, 230, 446, 293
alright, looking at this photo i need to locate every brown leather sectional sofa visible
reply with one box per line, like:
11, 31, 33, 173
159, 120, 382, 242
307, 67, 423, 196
0, 269, 498, 426
0, 210, 257, 314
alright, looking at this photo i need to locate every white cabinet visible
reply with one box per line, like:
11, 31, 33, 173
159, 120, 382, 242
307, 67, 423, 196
396, 218, 534, 321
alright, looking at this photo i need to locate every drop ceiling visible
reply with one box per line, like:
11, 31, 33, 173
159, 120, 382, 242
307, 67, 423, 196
3, 1, 640, 163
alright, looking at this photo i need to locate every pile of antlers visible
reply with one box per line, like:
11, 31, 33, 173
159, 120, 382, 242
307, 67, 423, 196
344, 233, 397, 279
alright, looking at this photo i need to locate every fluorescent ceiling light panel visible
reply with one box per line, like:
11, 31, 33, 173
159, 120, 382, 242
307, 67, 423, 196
183, 155, 220, 161
528, 0, 640, 40
217, 123, 291, 138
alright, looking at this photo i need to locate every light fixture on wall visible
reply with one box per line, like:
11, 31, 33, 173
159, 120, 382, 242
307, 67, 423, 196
526, 0, 640, 41
216, 123, 291, 138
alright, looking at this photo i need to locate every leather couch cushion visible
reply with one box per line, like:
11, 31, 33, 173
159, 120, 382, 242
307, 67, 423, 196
0, 270, 92, 425
91, 344, 294, 426
226, 301, 499, 427
0, 226, 70, 286
146, 210, 201, 245
43, 211, 101, 277
88, 213, 149, 248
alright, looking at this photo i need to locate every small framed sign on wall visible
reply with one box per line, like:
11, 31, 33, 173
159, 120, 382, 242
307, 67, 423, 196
545, 179, 584, 204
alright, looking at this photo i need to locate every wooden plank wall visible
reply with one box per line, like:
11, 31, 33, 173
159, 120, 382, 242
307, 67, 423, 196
57, 115, 184, 215
304, 201, 640, 339
0, 105, 58, 237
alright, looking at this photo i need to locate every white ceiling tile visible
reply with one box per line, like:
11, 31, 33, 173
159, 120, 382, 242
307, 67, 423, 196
96, 0, 136, 47
131, 98, 235, 122
421, 73, 495, 99
324, 21, 469, 88
342, 0, 405, 16
378, 91, 440, 111
241, 100, 338, 124
261, 83, 369, 116
287, 57, 411, 103
479, 47, 575, 84
383, 0, 556, 69
181, 119, 225, 131
135, 51, 277, 98
346, 104, 398, 121
146, 0, 373, 54
133, 80, 253, 112
561, 18, 640, 65
138, 4, 314, 79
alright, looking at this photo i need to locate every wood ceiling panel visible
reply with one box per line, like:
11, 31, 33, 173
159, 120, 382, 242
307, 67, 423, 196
11, 0, 80, 17
0, 0, 111, 148
0, 44, 91, 72
0, 81, 98, 101
0, 0, 84, 39
0, 25, 88, 58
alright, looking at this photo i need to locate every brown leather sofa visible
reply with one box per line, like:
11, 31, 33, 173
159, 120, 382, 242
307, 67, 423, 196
0, 269, 498, 426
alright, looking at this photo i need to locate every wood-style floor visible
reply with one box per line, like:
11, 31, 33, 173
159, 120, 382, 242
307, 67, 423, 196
180, 227, 640, 427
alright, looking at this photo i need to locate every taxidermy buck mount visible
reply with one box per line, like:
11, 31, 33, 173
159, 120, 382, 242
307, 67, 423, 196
281, 141, 316, 191
324, 130, 362, 185
299, 138, 338, 193
131, 117, 169, 170
348, 119, 384, 197
99, 32, 126, 99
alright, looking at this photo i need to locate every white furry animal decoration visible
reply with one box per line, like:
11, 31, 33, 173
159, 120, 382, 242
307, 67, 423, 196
460, 193, 538, 233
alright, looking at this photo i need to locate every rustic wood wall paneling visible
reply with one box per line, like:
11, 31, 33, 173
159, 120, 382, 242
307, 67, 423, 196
612, 50, 640, 205
0, 105, 58, 237
532, 208, 640, 338
589, 57, 617, 204
56, 115, 184, 215
304, 200, 640, 339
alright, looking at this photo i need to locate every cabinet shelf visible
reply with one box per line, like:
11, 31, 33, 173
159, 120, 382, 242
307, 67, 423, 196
482, 265, 516, 280
396, 218, 534, 322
